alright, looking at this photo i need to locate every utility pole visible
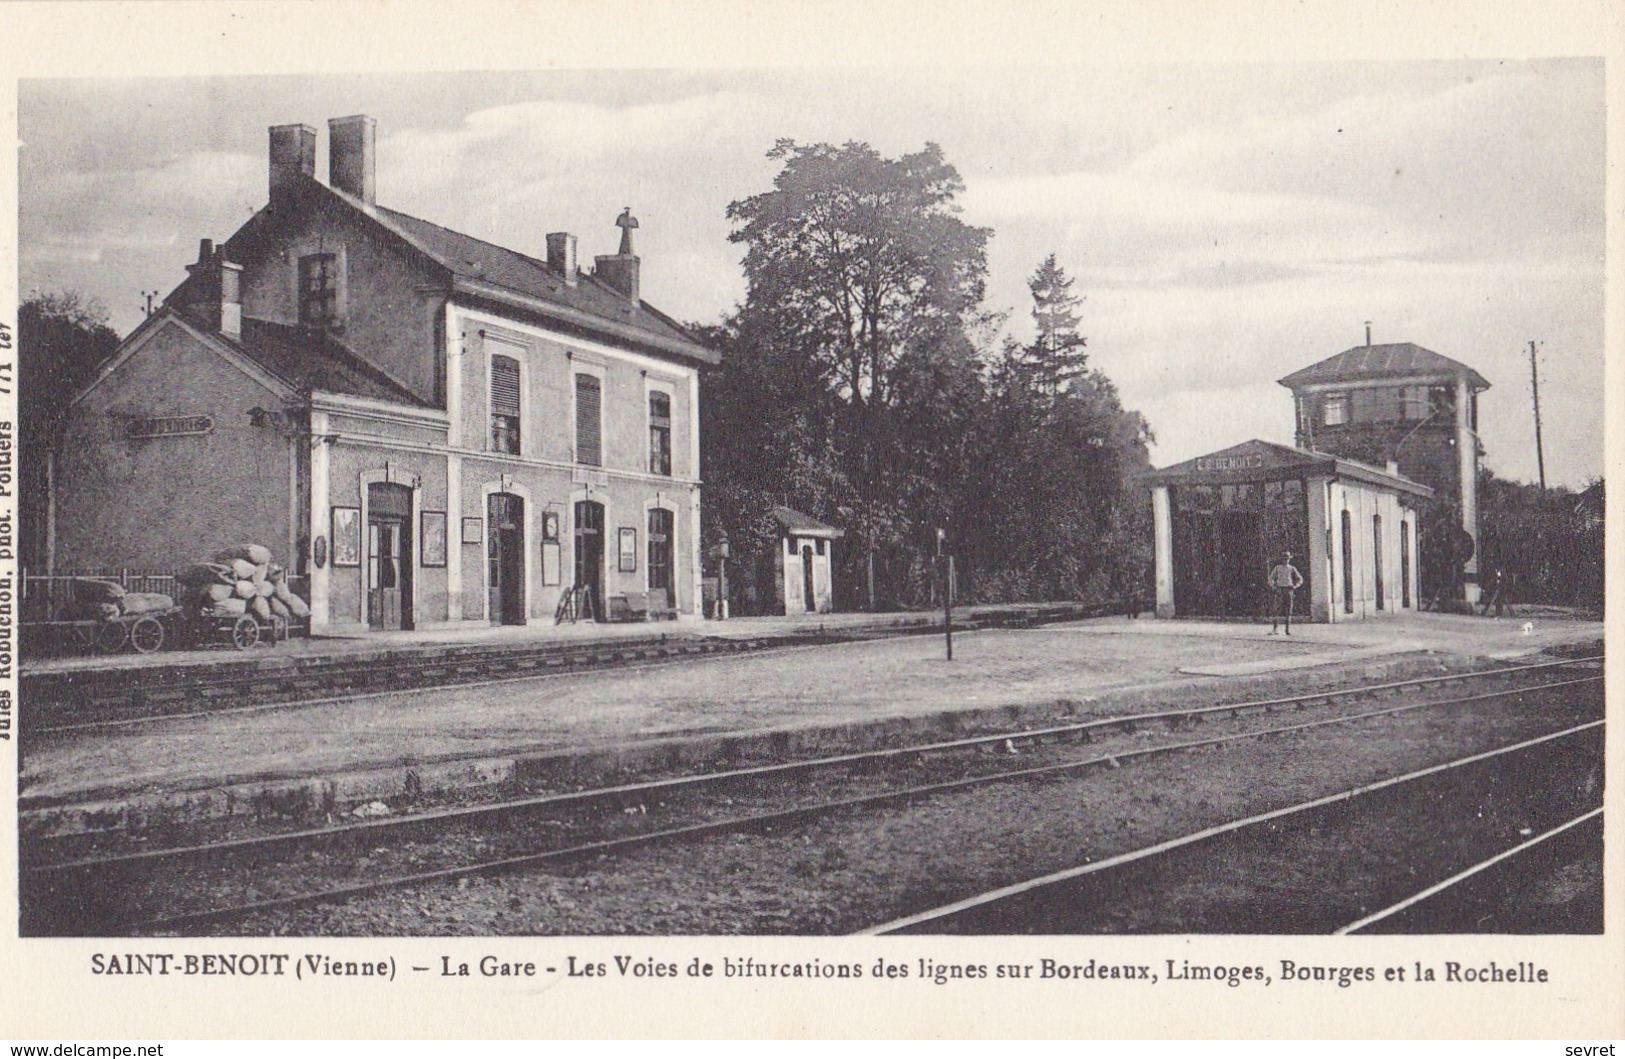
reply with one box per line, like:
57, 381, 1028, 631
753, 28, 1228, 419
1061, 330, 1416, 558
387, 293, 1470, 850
141, 290, 160, 317
1529, 340, 1547, 491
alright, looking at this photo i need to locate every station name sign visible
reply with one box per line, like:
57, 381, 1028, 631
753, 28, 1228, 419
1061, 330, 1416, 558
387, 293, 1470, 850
127, 414, 215, 439
1195, 453, 1264, 472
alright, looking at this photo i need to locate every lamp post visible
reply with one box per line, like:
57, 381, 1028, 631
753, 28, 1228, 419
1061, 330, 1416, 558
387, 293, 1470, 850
716, 532, 730, 620
936, 526, 953, 661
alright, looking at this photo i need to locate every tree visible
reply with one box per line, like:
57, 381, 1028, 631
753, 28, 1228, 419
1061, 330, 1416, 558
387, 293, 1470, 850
723, 140, 993, 608
18, 291, 121, 567
1010, 253, 1088, 396
960, 256, 1153, 603
20, 291, 120, 440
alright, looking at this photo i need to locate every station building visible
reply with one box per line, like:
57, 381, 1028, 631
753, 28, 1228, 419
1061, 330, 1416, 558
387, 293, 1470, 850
1139, 439, 1431, 623
47, 116, 718, 633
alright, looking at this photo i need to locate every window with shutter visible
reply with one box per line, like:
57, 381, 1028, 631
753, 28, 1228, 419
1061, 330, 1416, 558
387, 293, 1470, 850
490, 355, 521, 454
575, 373, 602, 466
649, 390, 672, 476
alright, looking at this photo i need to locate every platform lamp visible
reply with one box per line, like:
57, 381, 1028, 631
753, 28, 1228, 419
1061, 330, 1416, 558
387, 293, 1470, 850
716, 531, 730, 621
936, 526, 953, 661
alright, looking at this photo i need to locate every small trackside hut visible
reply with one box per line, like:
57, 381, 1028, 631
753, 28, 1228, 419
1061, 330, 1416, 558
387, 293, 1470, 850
769, 506, 843, 615
1137, 440, 1431, 623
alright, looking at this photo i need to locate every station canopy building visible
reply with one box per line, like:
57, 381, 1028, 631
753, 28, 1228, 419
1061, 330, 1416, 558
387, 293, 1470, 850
1138, 439, 1431, 623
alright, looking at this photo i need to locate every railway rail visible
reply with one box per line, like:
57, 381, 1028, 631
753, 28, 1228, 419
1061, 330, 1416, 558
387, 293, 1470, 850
1336, 807, 1604, 934
20, 654, 1602, 936
865, 724, 1602, 935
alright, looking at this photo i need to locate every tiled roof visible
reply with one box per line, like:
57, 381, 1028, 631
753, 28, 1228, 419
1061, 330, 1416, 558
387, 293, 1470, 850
771, 506, 846, 537
373, 204, 717, 365
1135, 438, 1432, 498
1278, 342, 1490, 390
226, 317, 431, 406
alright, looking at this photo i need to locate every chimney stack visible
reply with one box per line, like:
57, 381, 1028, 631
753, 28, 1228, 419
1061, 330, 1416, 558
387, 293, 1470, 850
594, 207, 641, 305
183, 240, 242, 338
546, 232, 579, 286
328, 115, 377, 206
269, 123, 317, 202
1365, 321, 1372, 348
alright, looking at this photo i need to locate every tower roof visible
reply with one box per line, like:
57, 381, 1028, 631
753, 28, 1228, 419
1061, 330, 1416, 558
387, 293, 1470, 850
1278, 342, 1489, 391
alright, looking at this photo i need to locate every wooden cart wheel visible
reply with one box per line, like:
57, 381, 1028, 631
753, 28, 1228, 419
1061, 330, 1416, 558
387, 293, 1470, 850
231, 614, 260, 650
95, 620, 128, 654
130, 615, 166, 654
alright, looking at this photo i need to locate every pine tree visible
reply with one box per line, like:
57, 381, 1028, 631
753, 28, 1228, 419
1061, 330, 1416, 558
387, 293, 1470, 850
1015, 254, 1088, 396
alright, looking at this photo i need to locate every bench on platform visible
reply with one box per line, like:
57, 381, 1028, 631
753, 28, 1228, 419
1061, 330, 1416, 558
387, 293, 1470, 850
605, 588, 678, 622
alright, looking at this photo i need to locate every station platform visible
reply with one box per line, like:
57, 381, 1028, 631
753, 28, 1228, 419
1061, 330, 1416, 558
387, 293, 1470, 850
19, 607, 1605, 839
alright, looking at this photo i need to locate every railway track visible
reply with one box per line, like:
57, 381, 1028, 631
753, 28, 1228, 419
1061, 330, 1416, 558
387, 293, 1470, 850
20, 655, 1602, 936
1337, 807, 1604, 934
23, 603, 1114, 733
865, 724, 1603, 935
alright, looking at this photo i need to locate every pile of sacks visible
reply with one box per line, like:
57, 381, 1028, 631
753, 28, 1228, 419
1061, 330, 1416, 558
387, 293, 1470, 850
67, 578, 174, 621
177, 544, 311, 624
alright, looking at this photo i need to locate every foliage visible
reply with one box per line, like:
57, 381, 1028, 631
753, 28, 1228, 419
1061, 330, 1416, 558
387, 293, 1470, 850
19, 291, 120, 442
1476, 470, 1603, 609
18, 291, 122, 566
705, 140, 1154, 613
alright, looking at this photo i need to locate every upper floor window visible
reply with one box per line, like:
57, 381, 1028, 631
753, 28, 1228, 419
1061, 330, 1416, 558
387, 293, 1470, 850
490, 354, 521, 454
575, 373, 603, 466
649, 390, 672, 476
1322, 393, 1348, 427
298, 253, 339, 329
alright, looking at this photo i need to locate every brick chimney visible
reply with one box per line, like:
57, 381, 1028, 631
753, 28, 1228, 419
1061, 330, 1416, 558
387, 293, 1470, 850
593, 207, 641, 304
269, 123, 317, 202
546, 232, 579, 286
328, 115, 376, 206
183, 238, 243, 338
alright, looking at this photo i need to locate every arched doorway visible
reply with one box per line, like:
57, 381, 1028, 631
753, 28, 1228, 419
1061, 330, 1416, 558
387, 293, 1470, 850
367, 482, 413, 630
574, 499, 605, 621
487, 492, 525, 625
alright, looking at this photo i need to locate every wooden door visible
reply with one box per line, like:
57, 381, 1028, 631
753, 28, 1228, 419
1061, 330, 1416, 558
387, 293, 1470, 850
574, 500, 605, 621
487, 492, 526, 625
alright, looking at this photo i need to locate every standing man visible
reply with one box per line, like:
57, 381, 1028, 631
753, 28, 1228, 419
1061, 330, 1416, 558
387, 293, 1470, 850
1479, 567, 1511, 619
1267, 551, 1305, 635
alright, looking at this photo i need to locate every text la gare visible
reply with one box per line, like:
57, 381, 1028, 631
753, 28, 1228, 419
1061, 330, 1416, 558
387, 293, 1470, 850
442, 955, 536, 977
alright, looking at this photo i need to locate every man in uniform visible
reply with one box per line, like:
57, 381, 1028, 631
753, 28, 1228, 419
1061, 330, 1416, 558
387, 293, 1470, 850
1267, 551, 1305, 635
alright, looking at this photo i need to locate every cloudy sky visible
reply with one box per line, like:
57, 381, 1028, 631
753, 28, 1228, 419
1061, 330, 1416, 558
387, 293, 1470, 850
19, 61, 1605, 487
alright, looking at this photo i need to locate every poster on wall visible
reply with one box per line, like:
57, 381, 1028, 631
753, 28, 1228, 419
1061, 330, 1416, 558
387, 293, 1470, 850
618, 526, 638, 572
542, 542, 562, 586
421, 511, 447, 567
330, 507, 360, 567
462, 516, 483, 544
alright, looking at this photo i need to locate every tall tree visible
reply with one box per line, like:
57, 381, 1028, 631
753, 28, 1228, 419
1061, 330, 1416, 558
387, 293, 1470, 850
724, 139, 992, 608
961, 256, 1153, 603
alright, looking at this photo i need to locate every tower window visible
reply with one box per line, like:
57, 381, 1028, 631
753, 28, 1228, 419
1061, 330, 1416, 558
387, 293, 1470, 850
1323, 393, 1348, 427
